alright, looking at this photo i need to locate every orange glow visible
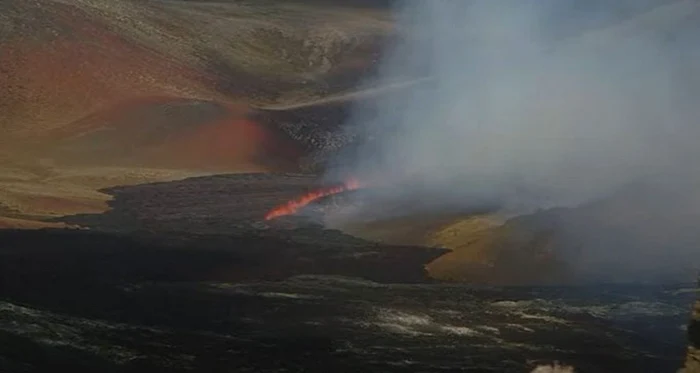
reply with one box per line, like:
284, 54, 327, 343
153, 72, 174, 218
264, 178, 361, 220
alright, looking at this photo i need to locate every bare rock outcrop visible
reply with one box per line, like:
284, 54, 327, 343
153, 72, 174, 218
680, 277, 700, 373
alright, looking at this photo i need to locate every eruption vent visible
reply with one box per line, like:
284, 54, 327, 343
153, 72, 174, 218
264, 178, 361, 220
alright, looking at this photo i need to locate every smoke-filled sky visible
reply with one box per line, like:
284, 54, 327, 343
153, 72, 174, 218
331, 0, 700, 215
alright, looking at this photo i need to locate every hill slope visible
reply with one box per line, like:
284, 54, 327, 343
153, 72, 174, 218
0, 0, 394, 223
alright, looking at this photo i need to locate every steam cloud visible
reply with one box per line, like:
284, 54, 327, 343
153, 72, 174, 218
327, 0, 700, 281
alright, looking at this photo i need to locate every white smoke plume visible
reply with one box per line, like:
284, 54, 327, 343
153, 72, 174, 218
325, 0, 700, 281
331, 0, 700, 213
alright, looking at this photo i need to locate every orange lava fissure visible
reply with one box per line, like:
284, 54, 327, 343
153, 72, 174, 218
264, 178, 361, 221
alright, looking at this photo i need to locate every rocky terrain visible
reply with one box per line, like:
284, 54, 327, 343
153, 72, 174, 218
681, 278, 700, 372
0, 228, 446, 287
0, 233, 696, 372
253, 100, 363, 173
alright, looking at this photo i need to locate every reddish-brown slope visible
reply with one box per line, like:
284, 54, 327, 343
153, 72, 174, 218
0, 0, 390, 172
0, 0, 390, 221
0, 2, 303, 172
0, 3, 216, 139
38, 97, 303, 171
144, 104, 306, 172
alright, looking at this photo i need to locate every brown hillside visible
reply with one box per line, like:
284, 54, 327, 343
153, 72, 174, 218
0, 0, 392, 221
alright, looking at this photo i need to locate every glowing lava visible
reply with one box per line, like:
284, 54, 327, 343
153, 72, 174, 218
264, 178, 361, 220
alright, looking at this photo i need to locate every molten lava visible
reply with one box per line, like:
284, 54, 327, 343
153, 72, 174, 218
264, 178, 361, 220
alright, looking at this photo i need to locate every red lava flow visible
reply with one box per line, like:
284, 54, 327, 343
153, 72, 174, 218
264, 178, 361, 220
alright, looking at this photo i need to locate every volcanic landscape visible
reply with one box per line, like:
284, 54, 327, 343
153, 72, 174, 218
1, 0, 700, 372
